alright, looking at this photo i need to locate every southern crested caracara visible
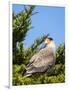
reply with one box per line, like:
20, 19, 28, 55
24, 37, 56, 77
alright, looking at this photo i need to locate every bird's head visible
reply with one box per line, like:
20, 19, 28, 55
44, 37, 56, 48
44, 37, 53, 45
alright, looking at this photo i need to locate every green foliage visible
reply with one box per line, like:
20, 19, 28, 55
56, 44, 65, 64
13, 6, 36, 64
12, 6, 65, 85
12, 44, 65, 85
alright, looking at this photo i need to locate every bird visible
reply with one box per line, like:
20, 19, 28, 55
24, 37, 56, 77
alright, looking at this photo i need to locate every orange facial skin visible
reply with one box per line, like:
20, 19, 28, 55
44, 38, 51, 45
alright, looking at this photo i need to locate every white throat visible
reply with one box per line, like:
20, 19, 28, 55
47, 41, 56, 52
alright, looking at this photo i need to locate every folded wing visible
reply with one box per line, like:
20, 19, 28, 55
26, 47, 55, 73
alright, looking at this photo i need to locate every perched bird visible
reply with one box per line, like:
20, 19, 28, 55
24, 37, 56, 77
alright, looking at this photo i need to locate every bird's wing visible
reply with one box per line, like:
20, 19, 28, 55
29, 47, 51, 63
29, 54, 37, 63
25, 53, 38, 70
32, 47, 55, 68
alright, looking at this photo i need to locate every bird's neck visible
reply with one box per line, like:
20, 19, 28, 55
47, 41, 56, 51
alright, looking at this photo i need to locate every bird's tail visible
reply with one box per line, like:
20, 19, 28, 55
24, 72, 32, 78
24, 73, 32, 78
23, 66, 33, 77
